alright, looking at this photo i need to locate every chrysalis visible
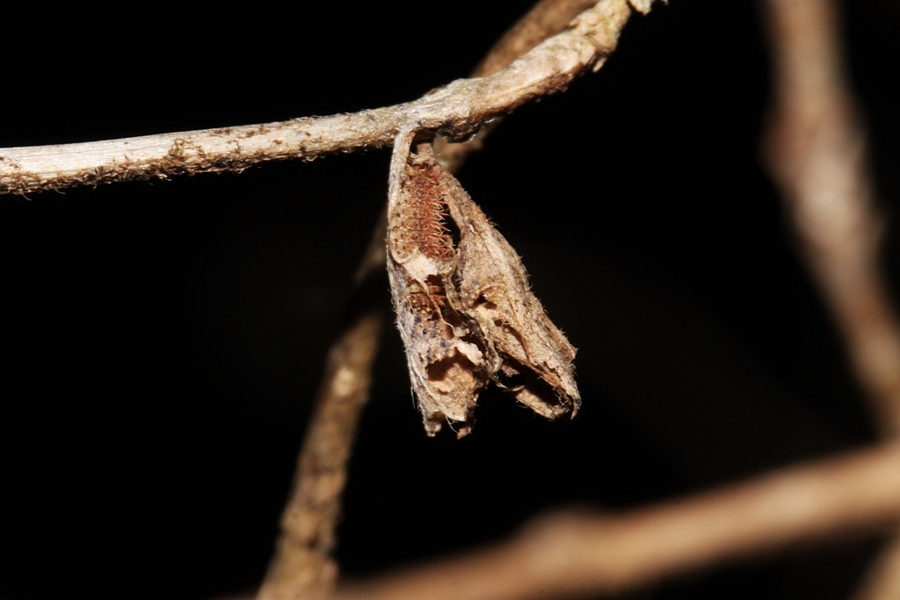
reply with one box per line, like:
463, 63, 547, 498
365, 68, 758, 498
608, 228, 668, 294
386, 132, 579, 437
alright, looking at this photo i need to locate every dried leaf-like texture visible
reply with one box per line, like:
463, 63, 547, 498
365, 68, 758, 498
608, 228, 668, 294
387, 134, 579, 437
446, 163, 580, 421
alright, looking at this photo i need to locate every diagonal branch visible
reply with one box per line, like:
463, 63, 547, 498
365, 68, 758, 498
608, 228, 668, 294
0, 0, 646, 197
255, 214, 388, 600
761, 1, 900, 598
762, 0, 900, 438
334, 442, 900, 600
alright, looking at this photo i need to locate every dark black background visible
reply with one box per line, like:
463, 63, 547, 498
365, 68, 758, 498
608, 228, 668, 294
2, 1, 899, 598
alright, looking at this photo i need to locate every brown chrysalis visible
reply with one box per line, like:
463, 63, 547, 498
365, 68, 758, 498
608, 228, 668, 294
386, 130, 579, 437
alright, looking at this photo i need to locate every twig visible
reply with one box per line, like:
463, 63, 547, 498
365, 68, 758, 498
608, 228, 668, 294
256, 215, 388, 600
0, 0, 646, 197
334, 442, 900, 600
762, 0, 900, 436
761, 1, 900, 598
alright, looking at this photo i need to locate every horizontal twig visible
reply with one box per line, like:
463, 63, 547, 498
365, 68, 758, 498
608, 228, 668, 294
0, 0, 646, 196
335, 442, 900, 600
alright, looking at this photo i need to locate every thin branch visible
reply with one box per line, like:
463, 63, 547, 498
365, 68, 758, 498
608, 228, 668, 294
334, 442, 900, 600
0, 0, 645, 197
762, 0, 900, 436
761, 1, 900, 597
256, 216, 388, 600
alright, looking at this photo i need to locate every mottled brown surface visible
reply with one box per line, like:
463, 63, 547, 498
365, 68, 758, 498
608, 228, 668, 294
387, 139, 579, 436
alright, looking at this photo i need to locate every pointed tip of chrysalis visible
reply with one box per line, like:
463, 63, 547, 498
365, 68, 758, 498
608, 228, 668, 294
628, 0, 656, 15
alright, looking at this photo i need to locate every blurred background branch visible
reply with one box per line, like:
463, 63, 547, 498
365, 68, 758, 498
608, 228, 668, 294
256, 216, 387, 600
762, 0, 900, 436
762, 0, 900, 598
335, 442, 900, 600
